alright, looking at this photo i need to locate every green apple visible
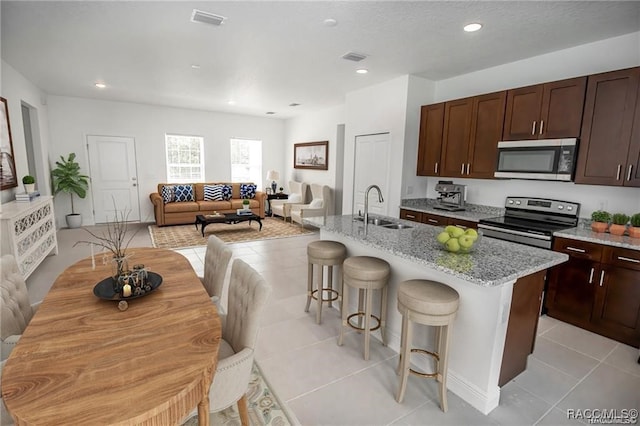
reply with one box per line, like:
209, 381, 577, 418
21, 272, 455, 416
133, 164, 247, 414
458, 235, 475, 249
450, 227, 465, 238
445, 238, 460, 253
464, 228, 479, 240
437, 231, 451, 244
444, 225, 458, 236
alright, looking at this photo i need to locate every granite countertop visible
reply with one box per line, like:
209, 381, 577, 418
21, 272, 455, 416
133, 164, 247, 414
400, 198, 504, 222
305, 214, 568, 288
554, 226, 640, 251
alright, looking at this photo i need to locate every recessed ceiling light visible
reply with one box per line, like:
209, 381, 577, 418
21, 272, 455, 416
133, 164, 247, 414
356, 69, 368, 74
228, 100, 236, 105
266, 111, 276, 115
463, 23, 482, 32
94, 82, 106, 89
289, 103, 301, 107
323, 18, 337, 27
191, 64, 201, 69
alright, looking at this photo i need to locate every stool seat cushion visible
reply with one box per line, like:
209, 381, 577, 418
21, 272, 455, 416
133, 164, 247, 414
398, 280, 459, 316
343, 256, 390, 282
307, 241, 347, 260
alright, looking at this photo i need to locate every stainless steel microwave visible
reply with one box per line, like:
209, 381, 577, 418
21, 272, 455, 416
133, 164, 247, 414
494, 138, 578, 182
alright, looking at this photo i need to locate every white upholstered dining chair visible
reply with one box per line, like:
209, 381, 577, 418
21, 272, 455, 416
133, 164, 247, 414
290, 184, 331, 228
1, 255, 40, 360
206, 259, 272, 425
198, 235, 232, 312
270, 181, 308, 222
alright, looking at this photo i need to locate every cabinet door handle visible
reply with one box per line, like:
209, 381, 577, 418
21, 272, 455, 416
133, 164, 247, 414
627, 164, 633, 181
434, 162, 438, 174
427, 218, 439, 223
588, 267, 594, 284
461, 163, 465, 174
406, 214, 416, 219
616, 164, 621, 180
531, 121, 537, 135
617, 256, 640, 264
599, 270, 605, 287
566, 246, 586, 253
466, 163, 470, 175
539, 120, 544, 135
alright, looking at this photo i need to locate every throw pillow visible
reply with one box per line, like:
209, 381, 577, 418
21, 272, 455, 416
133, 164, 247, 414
161, 185, 175, 204
204, 184, 224, 201
222, 184, 232, 200
309, 199, 324, 208
174, 184, 195, 202
240, 183, 257, 199
288, 193, 302, 203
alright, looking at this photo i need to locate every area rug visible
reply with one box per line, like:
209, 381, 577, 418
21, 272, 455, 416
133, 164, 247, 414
149, 217, 316, 249
182, 362, 294, 426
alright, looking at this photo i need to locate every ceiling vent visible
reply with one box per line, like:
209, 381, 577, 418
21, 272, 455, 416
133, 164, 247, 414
191, 9, 226, 26
341, 52, 368, 62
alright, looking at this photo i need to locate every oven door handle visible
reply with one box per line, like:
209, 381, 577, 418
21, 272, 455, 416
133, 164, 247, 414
477, 224, 552, 241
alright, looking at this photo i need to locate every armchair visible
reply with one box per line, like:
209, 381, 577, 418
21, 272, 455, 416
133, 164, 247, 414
1, 255, 40, 360
270, 180, 308, 222
290, 184, 331, 228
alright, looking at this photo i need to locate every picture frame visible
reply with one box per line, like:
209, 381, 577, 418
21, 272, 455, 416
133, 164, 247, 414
0, 96, 18, 191
293, 141, 328, 170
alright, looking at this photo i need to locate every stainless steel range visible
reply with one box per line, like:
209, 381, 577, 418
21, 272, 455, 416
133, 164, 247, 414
478, 197, 580, 249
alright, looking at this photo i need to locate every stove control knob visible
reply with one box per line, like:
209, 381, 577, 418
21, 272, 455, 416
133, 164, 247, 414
567, 206, 573, 211
558, 205, 564, 210
515, 201, 521, 205
508, 200, 514, 204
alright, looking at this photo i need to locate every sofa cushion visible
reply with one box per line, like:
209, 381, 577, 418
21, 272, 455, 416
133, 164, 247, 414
161, 185, 175, 204
240, 183, 257, 199
174, 184, 195, 202
199, 200, 232, 211
164, 201, 199, 213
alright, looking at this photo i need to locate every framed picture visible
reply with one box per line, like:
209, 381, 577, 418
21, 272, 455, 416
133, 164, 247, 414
0, 97, 18, 191
294, 141, 328, 170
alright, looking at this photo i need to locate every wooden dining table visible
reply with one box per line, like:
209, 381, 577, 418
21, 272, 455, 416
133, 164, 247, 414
1, 247, 221, 426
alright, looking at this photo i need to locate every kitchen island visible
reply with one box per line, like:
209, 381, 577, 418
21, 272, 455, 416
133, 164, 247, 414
305, 214, 568, 414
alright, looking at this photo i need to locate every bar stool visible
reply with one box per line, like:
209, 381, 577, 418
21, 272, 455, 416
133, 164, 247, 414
396, 279, 459, 412
306, 240, 347, 324
338, 256, 390, 360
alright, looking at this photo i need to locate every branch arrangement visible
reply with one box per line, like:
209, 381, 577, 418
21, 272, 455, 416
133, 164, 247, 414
74, 208, 139, 258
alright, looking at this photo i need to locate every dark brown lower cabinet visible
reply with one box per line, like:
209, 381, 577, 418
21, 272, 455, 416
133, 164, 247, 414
399, 209, 478, 229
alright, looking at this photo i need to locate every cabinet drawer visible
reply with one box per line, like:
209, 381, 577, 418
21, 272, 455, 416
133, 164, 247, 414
400, 209, 422, 223
448, 217, 478, 230
553, 237, 603, 262
603, 246, 640, 271
421, 213, 448, 226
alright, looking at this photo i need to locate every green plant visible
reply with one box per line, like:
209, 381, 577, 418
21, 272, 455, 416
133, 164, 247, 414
51, 153, 89, 214
590, 210, 611, 223
611, 213, 630, 225
22, 175, 35, 184
630, 213, 640, 227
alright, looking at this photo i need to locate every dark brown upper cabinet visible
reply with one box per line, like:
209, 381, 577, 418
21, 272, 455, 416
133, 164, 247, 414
575, 67, 640, 187
441, 91, 506, 178
416, 103, 445, 176
503, 76, 587, 140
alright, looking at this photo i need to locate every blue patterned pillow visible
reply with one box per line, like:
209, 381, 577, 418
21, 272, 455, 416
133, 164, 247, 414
221, 184, 232, 201
161, 185, 175, 204
204, 184, 223, 201
239, 183, 256, 199
174, 184, 194, 202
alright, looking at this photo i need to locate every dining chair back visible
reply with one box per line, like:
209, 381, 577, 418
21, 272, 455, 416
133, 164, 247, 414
207, 259, 272, 425
199, 235, 232, 310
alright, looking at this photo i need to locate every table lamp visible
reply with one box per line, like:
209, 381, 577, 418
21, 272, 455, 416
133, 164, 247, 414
266, 170, 279, 194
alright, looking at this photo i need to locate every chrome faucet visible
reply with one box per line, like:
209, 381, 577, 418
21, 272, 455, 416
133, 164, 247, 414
364, 184, 384, 234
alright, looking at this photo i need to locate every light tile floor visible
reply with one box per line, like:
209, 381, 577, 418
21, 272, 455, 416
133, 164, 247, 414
25, 225, 640, 425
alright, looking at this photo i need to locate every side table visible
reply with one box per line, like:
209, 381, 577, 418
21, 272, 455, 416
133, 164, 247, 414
266, 192, 288, 216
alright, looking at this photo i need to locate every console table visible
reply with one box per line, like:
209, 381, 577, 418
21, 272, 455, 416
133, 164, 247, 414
0, 196, 58, 278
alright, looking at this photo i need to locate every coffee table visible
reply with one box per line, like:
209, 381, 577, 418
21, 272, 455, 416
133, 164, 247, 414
195, 213, 263, 236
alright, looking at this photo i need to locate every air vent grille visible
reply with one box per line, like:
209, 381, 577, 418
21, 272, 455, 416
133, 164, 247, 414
191, 9, 226, 26
341, 52, 367, 62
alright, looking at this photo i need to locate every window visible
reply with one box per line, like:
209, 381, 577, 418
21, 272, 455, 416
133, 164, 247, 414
230, 139, 262, 185
165, 134, 204, 182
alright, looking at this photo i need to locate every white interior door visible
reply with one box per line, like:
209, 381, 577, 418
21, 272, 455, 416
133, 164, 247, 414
353, 133, 391, 216
87, 135, 140, 223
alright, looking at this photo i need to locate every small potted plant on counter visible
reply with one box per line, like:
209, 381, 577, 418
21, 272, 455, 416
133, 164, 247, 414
22, 175, 35, 193
609, 213, 629, 236
590, 210, 611, 233
628, 213, 640, 239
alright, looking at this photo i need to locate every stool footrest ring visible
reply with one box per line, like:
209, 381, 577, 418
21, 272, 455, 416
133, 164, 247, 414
311, 288, 340, 303
347, 312, 381, 332
408, 348, 439, 378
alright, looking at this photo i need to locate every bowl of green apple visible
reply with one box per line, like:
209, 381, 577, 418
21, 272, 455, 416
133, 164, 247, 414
436, 225, 481, 253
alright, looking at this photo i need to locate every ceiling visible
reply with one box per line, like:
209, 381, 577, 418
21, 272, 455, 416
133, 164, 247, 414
2, 1, 639, 119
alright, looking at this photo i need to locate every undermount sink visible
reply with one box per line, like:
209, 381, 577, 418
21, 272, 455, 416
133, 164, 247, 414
353, 216, 394, 226
382, 223, 413, 230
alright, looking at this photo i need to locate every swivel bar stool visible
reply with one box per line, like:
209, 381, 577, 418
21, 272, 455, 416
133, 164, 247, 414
396, 279, 459, 412
306, 240, 347, 324
338, 256, 390, 360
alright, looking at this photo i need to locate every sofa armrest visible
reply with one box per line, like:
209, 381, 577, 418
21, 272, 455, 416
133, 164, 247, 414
149, 192, 165, 226
254, 191, 266, 218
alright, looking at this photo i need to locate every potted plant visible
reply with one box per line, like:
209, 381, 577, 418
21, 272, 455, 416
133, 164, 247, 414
51, 153, 89, 229
609, 213, 629, 236
629, 213, 640, 239
590, 210, 611, 233
22, 175, 35, 193
242, 198, 251, 211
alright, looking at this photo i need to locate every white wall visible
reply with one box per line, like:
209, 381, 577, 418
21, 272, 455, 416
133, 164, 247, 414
0, 60, 51, 205
47, 96, 285, 227
419, 32, 640, 217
